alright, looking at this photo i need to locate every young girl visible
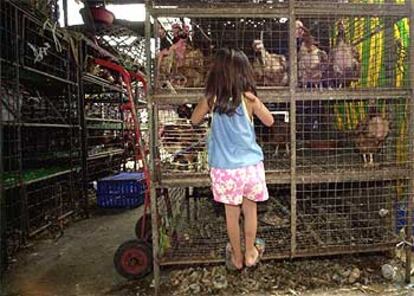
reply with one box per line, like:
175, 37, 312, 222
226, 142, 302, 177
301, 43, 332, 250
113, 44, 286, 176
191, 48, 274, 270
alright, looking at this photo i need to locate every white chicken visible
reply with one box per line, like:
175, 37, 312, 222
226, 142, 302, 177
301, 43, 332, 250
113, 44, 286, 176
329, 21, 361, 88
297, 28, 329, 89
252, 40, 288, 86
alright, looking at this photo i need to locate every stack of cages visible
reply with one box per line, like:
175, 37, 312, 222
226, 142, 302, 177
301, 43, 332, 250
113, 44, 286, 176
0, 0, 82, 268
148, 0, 293, 271
294, 0, 413, 258
94, 23, 149, 166
79, 26, 148, 206
81, 45, 126, 187
146, 0, 414, 287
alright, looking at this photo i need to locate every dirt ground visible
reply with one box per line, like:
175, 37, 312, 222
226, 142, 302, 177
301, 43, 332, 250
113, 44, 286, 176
1, 205, 414, 296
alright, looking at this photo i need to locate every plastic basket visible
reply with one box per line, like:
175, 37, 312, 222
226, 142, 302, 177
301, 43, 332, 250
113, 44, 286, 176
396, 203, 413, 235
97, 172, 146, 208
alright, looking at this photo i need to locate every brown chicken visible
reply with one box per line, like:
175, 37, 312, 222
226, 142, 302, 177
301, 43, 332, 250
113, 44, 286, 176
354, 116, 390, 167
297, 28, 329, 89
329, 21, 361, 88
177, 45, 205, 87
256, 112, 290, 157
252, 40, 288, 86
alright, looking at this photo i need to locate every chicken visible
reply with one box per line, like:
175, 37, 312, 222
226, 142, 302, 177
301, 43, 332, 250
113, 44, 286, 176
176, 104, 194, 119
354, 116, 390, 167
256, 111, 290, 157
157, 23, 205, 89
297, 28, 329, 89
157, 24, 189, 87
160, 119, 208, 171
329, 21, 361, 88
252, 40, 288, 86
177, 45, 205, 87
296, 20, 305, 51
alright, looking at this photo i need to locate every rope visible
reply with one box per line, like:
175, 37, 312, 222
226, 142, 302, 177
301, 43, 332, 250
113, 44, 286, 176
42, 19, 62, 53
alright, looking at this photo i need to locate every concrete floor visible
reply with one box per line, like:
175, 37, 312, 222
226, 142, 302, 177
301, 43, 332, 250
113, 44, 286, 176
3, 206, 145, 296
1, 205, 413, 296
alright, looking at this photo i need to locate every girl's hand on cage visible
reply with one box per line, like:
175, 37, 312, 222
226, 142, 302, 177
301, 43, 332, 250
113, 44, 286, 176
245, 92, 274, 127
244, 91, 258, 102
191, 97, 210, 126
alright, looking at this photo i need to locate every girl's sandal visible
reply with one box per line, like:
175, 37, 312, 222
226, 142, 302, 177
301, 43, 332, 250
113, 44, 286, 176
246, 238, 265, 268
225, 242, 242, 271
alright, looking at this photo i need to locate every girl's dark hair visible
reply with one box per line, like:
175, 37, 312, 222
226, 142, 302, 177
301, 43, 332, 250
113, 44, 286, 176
205, 48, 257, 115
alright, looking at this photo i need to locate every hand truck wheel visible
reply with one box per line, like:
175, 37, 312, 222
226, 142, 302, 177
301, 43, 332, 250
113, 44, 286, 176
113, 239, 152, 279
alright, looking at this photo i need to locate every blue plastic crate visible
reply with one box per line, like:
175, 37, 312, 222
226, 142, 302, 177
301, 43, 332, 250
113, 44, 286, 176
97, 172, 146, 208
396, 203, 414, 234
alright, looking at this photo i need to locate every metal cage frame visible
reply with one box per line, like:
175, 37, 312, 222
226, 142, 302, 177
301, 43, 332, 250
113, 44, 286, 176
145, 0, 414, 294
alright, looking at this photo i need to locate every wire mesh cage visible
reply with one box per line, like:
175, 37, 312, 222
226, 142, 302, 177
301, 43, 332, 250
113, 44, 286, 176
157, 185, 292, 265
295, 98, 411, 175
295, 15, 410, 90
157, 105, 208, 177
95, 25, 147, 73
21, 13, 77, 82
296, 180, 409, 255
0, 0, 19, 65
147, 1, 414, 287
1, 0, 83, 261
154, 17, 290, 92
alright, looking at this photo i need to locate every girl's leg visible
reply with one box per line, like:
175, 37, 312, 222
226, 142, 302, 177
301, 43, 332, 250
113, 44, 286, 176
242, 198, 258, 266
224, 204, 243, 269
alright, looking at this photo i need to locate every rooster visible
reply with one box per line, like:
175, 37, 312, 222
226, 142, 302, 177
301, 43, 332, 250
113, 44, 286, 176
157, 24, 189, 88
157, 23, 205, 89
354, 116, 390, 167
252, 40, 288, 86
329, 20, 360, 88
297, 28, 329, 89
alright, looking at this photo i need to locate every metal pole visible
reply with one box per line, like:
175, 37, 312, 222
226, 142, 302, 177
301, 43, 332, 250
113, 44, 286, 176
78, 42, 89, 217
145, 1, 160, 295
289, 0, 297, 258
0, 24, 5, 279
405, 0, 414, 284
63, 0, 68, 27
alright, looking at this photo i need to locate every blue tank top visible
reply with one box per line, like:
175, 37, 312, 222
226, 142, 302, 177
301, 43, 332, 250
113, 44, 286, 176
207, 98, 264, 169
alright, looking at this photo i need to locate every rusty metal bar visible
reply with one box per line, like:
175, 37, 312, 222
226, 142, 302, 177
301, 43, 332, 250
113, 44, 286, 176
63, 0, 68, 27
0, 48, 4, 273
158, 244, 395, 266
159, 167, 411, 188
153, 20, 162, 183
146, 2, 161, 295
149, 3, 408, 18
149, 7, 289, 18
295, 2, 408, 17
152, 89, 410, 104
289, 0, 297, 258
405, 0, 414, 284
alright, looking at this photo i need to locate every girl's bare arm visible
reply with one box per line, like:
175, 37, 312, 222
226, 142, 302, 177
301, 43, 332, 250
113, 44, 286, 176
244, 92, 274, 127
191, 97, 210, 125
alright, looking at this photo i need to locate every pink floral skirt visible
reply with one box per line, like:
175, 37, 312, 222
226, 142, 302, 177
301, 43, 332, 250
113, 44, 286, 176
210, 162, 269, 205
